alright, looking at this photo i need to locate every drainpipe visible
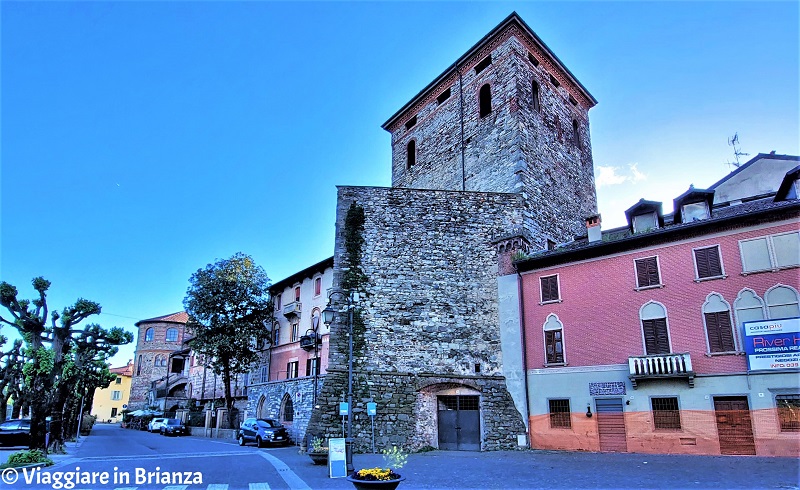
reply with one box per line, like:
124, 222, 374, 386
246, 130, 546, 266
517, 269, 532, 447
458, 64, 466, 191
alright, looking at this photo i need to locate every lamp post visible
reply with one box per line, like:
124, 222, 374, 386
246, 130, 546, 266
323, 289, 358, 474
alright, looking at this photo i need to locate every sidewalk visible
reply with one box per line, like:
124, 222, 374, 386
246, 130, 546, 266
0, 435, 86, 466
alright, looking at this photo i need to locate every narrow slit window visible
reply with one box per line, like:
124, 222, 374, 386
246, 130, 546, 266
572, 119, 580, 146
532, 81, 541, 112
479, 84, 492, 118
407, 140, 416, 169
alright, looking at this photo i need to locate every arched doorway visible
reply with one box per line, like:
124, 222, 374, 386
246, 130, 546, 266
418, 383, 482, 451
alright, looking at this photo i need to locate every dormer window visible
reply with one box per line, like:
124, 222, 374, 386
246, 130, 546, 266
681, 201, 710, 222
633, 212, 659, 233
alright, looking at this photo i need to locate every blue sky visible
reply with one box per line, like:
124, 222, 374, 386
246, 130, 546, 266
2, 1, 798, 366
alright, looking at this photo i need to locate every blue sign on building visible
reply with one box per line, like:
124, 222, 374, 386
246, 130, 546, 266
742, 317, 800, 371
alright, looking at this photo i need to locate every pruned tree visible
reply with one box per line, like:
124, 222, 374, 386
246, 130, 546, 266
183, 253, 273, 426
0, 338, 27, 422
0, 277, 131, 451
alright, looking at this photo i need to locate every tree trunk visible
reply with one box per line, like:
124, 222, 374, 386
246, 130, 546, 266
222, 364, 236, 429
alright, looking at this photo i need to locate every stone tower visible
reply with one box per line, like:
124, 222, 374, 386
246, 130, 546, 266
384, 12, 597, 247
307, 12, 598, 452
129, 311, 189, 410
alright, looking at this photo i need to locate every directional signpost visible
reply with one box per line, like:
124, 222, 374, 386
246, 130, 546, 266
367, 402, 377, 453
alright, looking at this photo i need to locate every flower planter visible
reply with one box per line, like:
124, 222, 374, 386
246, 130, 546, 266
346, 475, 405, 490
307, 451, 328, 465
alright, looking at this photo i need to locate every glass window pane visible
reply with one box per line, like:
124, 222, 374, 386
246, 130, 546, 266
740, 238, 772, 272
682, 202, 709, 222
633, 213, 657, 233
773, 232, 800, 268
769, 304, 800, 320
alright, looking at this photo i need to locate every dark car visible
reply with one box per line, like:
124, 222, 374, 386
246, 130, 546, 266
0, 419, 31, 447
160, 418, 188, 436
237, 418, 289, 447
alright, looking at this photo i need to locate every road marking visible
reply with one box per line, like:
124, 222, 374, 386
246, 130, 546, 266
256, 452, 310, 490
207, 485, 228, 490
249, 483, 271, 490
162, 486, 188, 490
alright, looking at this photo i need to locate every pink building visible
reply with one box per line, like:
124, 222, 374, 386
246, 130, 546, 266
514, 155, 799, 456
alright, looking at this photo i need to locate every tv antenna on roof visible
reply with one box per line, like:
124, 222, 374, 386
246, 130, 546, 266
726, 132, 749, 170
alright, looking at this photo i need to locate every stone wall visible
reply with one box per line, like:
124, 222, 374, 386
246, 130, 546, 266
246, 376, 324, 447
129, 320, 188, 409
306, 186, 528, 451
389, 33, 597, 250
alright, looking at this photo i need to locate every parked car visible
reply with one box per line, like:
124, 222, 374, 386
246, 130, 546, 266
160, 418, 188, 436
0, 419, 31, 447
148, 418, 167, 433
237, 418, 289, 447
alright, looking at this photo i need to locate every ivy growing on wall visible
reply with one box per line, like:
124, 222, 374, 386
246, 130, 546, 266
341, 202, 367, 359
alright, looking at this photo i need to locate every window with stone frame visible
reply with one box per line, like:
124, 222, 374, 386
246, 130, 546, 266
145, 328, 154, 342
291, 322, 299, 343
286, 361, 298, 379
137, 355, 142, 375
740, 231, 800, 273
777, 394, 800, 432
652, 397, 681, 430
765, 285, 800, 319
294, 286, 301, 302
543, 314, 565, 365
640, 302, 671, 355
734, 289, 766, 328
165, 328, 178, 342
694, 245, 724, 280
548, 399, 571, 428
314, 277, 322, 297
634, 256, 662, 288
540, 274, 560, 303
260, 366, 269, 384
273, 325, 280, 346
703, 293, 737, 353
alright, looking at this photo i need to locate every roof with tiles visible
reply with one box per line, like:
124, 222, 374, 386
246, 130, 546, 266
135, 311, 188, 326
109, 361, 134, 377
516, 194, 799, 272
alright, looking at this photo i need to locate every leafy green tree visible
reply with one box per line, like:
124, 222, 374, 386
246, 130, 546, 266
183, 253, 273, 425
0, 278, 131, 450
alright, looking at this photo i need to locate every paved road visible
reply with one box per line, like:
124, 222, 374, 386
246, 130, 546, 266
1, 424, 798, 489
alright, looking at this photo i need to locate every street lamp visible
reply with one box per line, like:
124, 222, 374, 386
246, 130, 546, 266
323, 289, 358, 474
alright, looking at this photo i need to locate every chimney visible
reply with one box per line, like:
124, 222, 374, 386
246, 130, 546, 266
586, 214, 602, 243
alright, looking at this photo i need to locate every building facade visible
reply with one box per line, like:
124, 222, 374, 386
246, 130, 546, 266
245, 257, 334, 444
514, 157, 800, 456
91, 360, 133, 423
307, 12, 598, 452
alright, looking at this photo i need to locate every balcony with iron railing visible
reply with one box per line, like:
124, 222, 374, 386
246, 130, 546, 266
282, 301, 301, 317
628, 352, 695, 389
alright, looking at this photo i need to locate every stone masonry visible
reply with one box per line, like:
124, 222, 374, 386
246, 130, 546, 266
306, 187, 528, 451
307, 13, 598, 452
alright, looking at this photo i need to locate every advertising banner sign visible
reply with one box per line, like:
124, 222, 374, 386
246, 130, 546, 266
742, 317, 800, 371
328, 437, 347, 478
